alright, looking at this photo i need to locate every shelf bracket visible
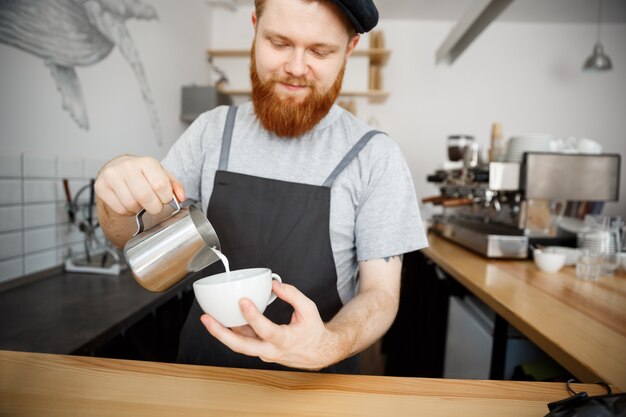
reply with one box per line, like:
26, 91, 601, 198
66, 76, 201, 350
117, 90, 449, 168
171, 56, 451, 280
436, 0, 514, 65
205, 0, 239, 12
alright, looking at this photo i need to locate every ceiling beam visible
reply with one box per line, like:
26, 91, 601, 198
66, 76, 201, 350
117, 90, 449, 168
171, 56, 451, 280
436, 0, 515, 65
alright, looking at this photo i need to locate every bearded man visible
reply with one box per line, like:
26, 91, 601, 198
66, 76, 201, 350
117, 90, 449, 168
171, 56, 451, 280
95, 0, 427, 373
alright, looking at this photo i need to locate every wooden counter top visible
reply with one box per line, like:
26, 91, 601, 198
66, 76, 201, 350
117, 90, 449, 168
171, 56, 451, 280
423, 233, 626, 390
0, 350, 613, 417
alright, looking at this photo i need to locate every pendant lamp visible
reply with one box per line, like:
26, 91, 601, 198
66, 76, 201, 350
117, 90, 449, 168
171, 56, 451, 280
583, 0, 612, 71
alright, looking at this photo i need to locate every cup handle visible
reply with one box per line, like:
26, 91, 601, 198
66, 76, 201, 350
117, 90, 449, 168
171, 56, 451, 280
267, 273, 282, 305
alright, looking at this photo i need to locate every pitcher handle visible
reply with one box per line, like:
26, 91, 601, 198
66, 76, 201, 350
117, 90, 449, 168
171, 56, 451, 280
133, 196, 181, 236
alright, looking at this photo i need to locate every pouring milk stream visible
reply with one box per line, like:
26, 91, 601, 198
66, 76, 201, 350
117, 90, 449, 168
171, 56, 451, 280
210, 246, 231, 280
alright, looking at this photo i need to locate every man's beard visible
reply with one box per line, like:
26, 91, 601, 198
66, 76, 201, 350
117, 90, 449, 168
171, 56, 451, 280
250, 45, 345, 138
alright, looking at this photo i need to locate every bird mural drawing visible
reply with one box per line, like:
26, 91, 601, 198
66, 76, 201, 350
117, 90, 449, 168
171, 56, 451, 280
0, 0, 163, 145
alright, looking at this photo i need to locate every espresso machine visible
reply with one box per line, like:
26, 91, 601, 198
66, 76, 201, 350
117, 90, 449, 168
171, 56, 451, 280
426, 152, 621, 258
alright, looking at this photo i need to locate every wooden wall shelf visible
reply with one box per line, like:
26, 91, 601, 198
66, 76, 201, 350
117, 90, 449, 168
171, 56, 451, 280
215, 88, 389, 99
206, 48, 390, 65
207, 33, 390, 103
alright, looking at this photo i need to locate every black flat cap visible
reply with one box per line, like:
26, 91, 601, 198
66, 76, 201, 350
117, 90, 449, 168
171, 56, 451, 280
329, 0, 379, 33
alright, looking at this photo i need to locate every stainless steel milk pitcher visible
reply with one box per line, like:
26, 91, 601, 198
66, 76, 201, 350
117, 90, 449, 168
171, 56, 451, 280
124, 197, 221, 292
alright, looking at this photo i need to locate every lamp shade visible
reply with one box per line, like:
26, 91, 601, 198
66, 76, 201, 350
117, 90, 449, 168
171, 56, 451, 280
583, 42, 613, 71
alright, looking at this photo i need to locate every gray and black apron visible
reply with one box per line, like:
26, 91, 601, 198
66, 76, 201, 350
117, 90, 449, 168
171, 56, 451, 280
177, 106, 380, 374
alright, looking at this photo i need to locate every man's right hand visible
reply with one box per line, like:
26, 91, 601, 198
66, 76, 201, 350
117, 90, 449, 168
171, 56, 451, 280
95, 155, 186, 216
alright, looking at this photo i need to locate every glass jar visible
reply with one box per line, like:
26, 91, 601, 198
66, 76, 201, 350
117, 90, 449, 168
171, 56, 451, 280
576, 215, 623, 277
447, 135, 474, 162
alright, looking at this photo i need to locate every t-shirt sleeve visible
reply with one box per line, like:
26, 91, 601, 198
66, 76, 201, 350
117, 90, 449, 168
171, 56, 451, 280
161, 107, 229, 203
355, 136, 428, 261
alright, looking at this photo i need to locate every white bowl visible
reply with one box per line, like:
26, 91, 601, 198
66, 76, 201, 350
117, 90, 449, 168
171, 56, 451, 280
533, 249, 566, 273
543, 246, 581, 265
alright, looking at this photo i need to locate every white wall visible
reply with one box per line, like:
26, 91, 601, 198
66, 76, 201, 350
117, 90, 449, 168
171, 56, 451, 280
375, 20, 626, 218
0, 0, 213, 283
209, 7, 626, 218
0, 0, 213, 160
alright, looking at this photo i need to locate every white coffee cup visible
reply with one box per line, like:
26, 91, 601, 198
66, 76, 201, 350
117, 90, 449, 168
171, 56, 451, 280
193, 268, 282, 327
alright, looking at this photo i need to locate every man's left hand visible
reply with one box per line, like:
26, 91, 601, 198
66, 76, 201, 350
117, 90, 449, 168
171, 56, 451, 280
200, 280, 339, 370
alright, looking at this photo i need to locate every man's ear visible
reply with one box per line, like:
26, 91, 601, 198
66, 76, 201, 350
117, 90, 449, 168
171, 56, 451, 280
251, 10, 257, 29
345, 34, 360, 58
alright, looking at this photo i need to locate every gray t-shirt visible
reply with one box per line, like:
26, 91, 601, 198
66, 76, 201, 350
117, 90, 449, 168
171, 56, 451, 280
162, 102, 428, 303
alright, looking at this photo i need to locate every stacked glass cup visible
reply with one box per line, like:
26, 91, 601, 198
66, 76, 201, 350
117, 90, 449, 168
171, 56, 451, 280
576, 215, 623, 280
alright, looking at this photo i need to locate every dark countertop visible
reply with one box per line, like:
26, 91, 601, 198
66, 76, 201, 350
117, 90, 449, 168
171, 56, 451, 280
0, 267, 195, 355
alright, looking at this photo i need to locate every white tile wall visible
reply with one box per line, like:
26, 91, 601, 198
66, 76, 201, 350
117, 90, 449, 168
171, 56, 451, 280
57, 156, 84, 179
25, 227, 58, 253
54, 202, 70, 224
24, 180, 58, 203
0, 206, 22, 233
0, 258, 23, 283
84, 158, 108, 178
0, 153, 22, 177
0, 232, 23, 259
58, 242, 87, 262
0, 152, 103, 285
25, 249, 58, 275
0, 180, 22, 205
23, 154, 56, 178
56, 223, 84, 247
24, 203, 59, 228
56, 179, 91, 205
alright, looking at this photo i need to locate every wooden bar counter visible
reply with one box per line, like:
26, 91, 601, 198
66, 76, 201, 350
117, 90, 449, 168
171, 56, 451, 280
423, 233, 626, 390
0, 350, 612, 417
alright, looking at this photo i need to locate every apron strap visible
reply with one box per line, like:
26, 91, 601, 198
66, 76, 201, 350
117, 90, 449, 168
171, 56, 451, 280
322, 130, 384, 188
218, 106, 239, 171
219, 110, 382, 187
